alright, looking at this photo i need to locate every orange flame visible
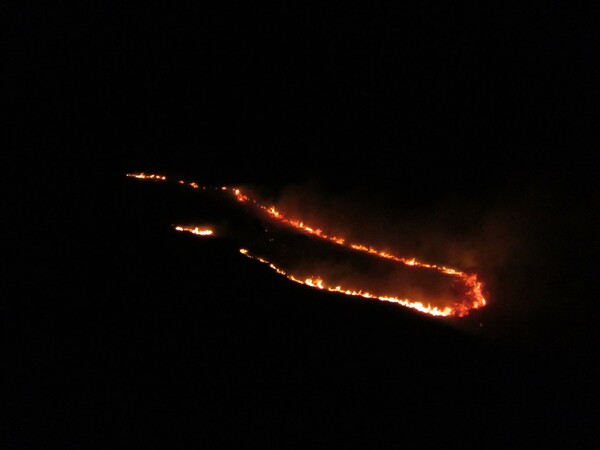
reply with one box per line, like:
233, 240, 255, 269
174, 226, 214, 236
239, 249, 456, 316
126, 172, 167, 181
128, 173, 487, 317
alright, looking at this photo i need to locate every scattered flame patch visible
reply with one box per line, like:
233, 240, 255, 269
126, 173, 167, 181
127, 172, 487, 317
174, 226, 214, 236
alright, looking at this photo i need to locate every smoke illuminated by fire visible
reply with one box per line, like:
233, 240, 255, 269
127, 172, 487, 317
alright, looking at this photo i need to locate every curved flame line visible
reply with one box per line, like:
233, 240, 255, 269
126, 172, 487, 317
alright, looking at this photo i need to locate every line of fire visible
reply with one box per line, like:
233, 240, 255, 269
126, 172, 487, 317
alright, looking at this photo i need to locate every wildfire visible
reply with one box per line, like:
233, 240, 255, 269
127, 172, 487, 317
126, 173, 167, 181
239, 249, 455, 316
174, 226, 214, 236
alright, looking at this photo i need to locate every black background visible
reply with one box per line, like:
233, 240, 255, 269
4, 2, 599, 448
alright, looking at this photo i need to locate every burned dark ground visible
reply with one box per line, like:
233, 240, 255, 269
4, 2, 599, 448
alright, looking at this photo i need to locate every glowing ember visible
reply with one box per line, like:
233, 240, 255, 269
128, 172, 487, 317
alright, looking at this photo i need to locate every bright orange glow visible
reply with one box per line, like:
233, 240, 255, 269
128, 173, 487, 317
174, 225, 214, 236
126, 172, 167, 181
239, 248, 455, 316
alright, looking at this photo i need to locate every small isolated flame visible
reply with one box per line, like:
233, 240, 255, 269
128, 172, 487, 317
175, 226, 214, 236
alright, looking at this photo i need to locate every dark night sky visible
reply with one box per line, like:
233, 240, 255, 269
4, 2, 599, 448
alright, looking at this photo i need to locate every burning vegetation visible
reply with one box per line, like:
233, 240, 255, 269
127, 172, 487, 317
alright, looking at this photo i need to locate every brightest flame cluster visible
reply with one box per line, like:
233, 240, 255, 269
174, 226, 213, 236
127, 172, 487, 317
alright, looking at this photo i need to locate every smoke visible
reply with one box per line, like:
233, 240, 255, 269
256, 173, 596, 340
230, 182, 485, 314
257, 241, 460, 309
131, 170, 595, 341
